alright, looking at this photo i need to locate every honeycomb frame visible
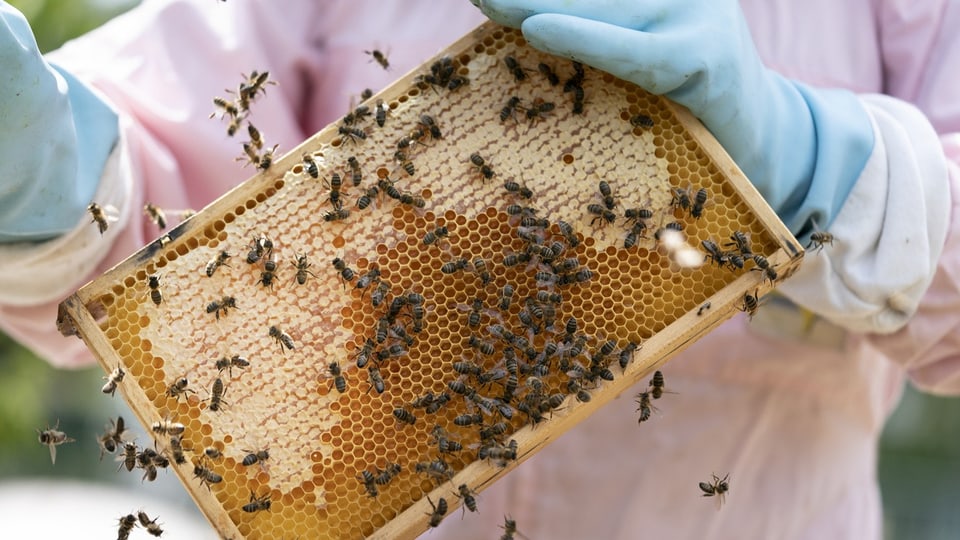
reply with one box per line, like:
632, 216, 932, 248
58, 22, 803, 540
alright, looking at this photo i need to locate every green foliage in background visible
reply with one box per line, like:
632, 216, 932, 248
8, 0, 139, 53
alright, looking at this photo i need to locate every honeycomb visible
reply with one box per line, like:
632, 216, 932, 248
58, 22, 802, 540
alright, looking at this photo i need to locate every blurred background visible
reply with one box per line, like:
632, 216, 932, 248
2, 1, 959, 539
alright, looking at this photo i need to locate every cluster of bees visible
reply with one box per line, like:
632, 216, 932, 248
209, 70, 279, 170
117, 510, 164, 539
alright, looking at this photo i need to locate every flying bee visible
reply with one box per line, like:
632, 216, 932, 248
87, 202, 118, 235
635, 391, 654, 423
102, 364, 125, 396
441, 257, 469, 275
392, 407, 417, 426
147, 274, 163, 306
237, 70, 276, 103
268, 325, 295, 352
206, 295, 237, 320
699, 473, 730, 510
807, 220, 835, 252
143, 203, 167, 231
193, 461, 223, 489
331, 257, 356, 286
205, 249, 232, 277
365, 49, 390, 70
691, 188, 708, 219
210, 96, 240, 118
37, 420, 74, 465
630, 113, 655, 129
374, 462, 402, 486
152, 416, 185, 436
97, 415, 127, 459
358, 470, 379, 498
291, 252, 316, 285
117, 514, 137, 540
166, 377, 195, 401
137, 511, 164, 537
118, 442, 138, 472
499, 96, 521, 123
587, 204, 616, 227
241, 447, 270, 467
368, 367, 385, 394
426, 496, 448, 528
300, 152, 319, 178
423, 225, 449, 246
327, 361, 346, 393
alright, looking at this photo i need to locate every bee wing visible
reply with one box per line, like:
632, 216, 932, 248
715, 491, 725, 511
102, 204, 121, 223
48, 442, 57, 465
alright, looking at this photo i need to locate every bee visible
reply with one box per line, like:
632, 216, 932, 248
210, 96, 240, 119
324, 205, 351, 223
331, 257, 356, 286
740, 289, 762, 320
268, 325, 295, 352
418, 114, 443, 139
368, 367, 385, 394
241, 447, 270, 467
807, 221, 835, 253
537, 62, 559, 85
493, 284, 515, 312
152, 417, 185, 436
392, 407, 417, 426
245, 123, 264, 150
168, 435, 187, 465
338, 125, 366, 144
587, 203, 616, 227
226, 115, 243, 137
556, 219, 580, 248
423, 225, 449, 246
441, 257, 469, 275
355, 265, 381, 291
624, 207, 654, 225
97, 416, 127, 459
257, 254, 278, 289
699, 473, 730, 509
501, 516, 523, 540
137, 511, 164, 537
648, 369, 669, 400
635, 391, 654, 423
205, 249, 232, 277
356, 184, 379, 211
202, 446, 222, 460
499, 96, 522, 123
326, 361, 347, 393
567, 379, 592, 403
166, 377, 195, 401
453, 413, 483, 428
752, 254, 778, 284
598, 181, 616, 210
468, 149, 497, 181
691, 188, 708, 219
365, 49, 390, 70
37, 420, 74, 465
102, 364, 125, 396
358, 470, 379, 498
147, 274, 163, 306
726, 231, 752, 256
118, 442, 138, 472
503, 55, 526, 81
504, 180, 533, 199
464, 297, 484, 328
524, 98, 555, 124
247, 234, 273, 264
193, 461, 223, 489
700, 240, 728, 268
143, 203, 167, 231
372, 99, 388, 128
572, 84, 586, 114
375, 462, 402, 485
624, 223, 647, 249
671, 186, 692, 213
618, 342, 639, 370
697, 301, 712, 316
291, 252, 316, 285
87, 202, 118, 235
630, 113, 655, 128
206, 295, 238, 320
300, 152, 319, 178
426, 496, 448, 528
237, 70, 276, 103
117, 514, 137, 540
479, 439, 518, 464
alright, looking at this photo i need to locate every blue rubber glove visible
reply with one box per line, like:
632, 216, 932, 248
475, 0, 875, 234
0, 2, 118, 242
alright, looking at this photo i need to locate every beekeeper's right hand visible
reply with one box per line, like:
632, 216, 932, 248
0, 1, 118, 243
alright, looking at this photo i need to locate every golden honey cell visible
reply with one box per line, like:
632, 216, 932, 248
59, 22, 802, 540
